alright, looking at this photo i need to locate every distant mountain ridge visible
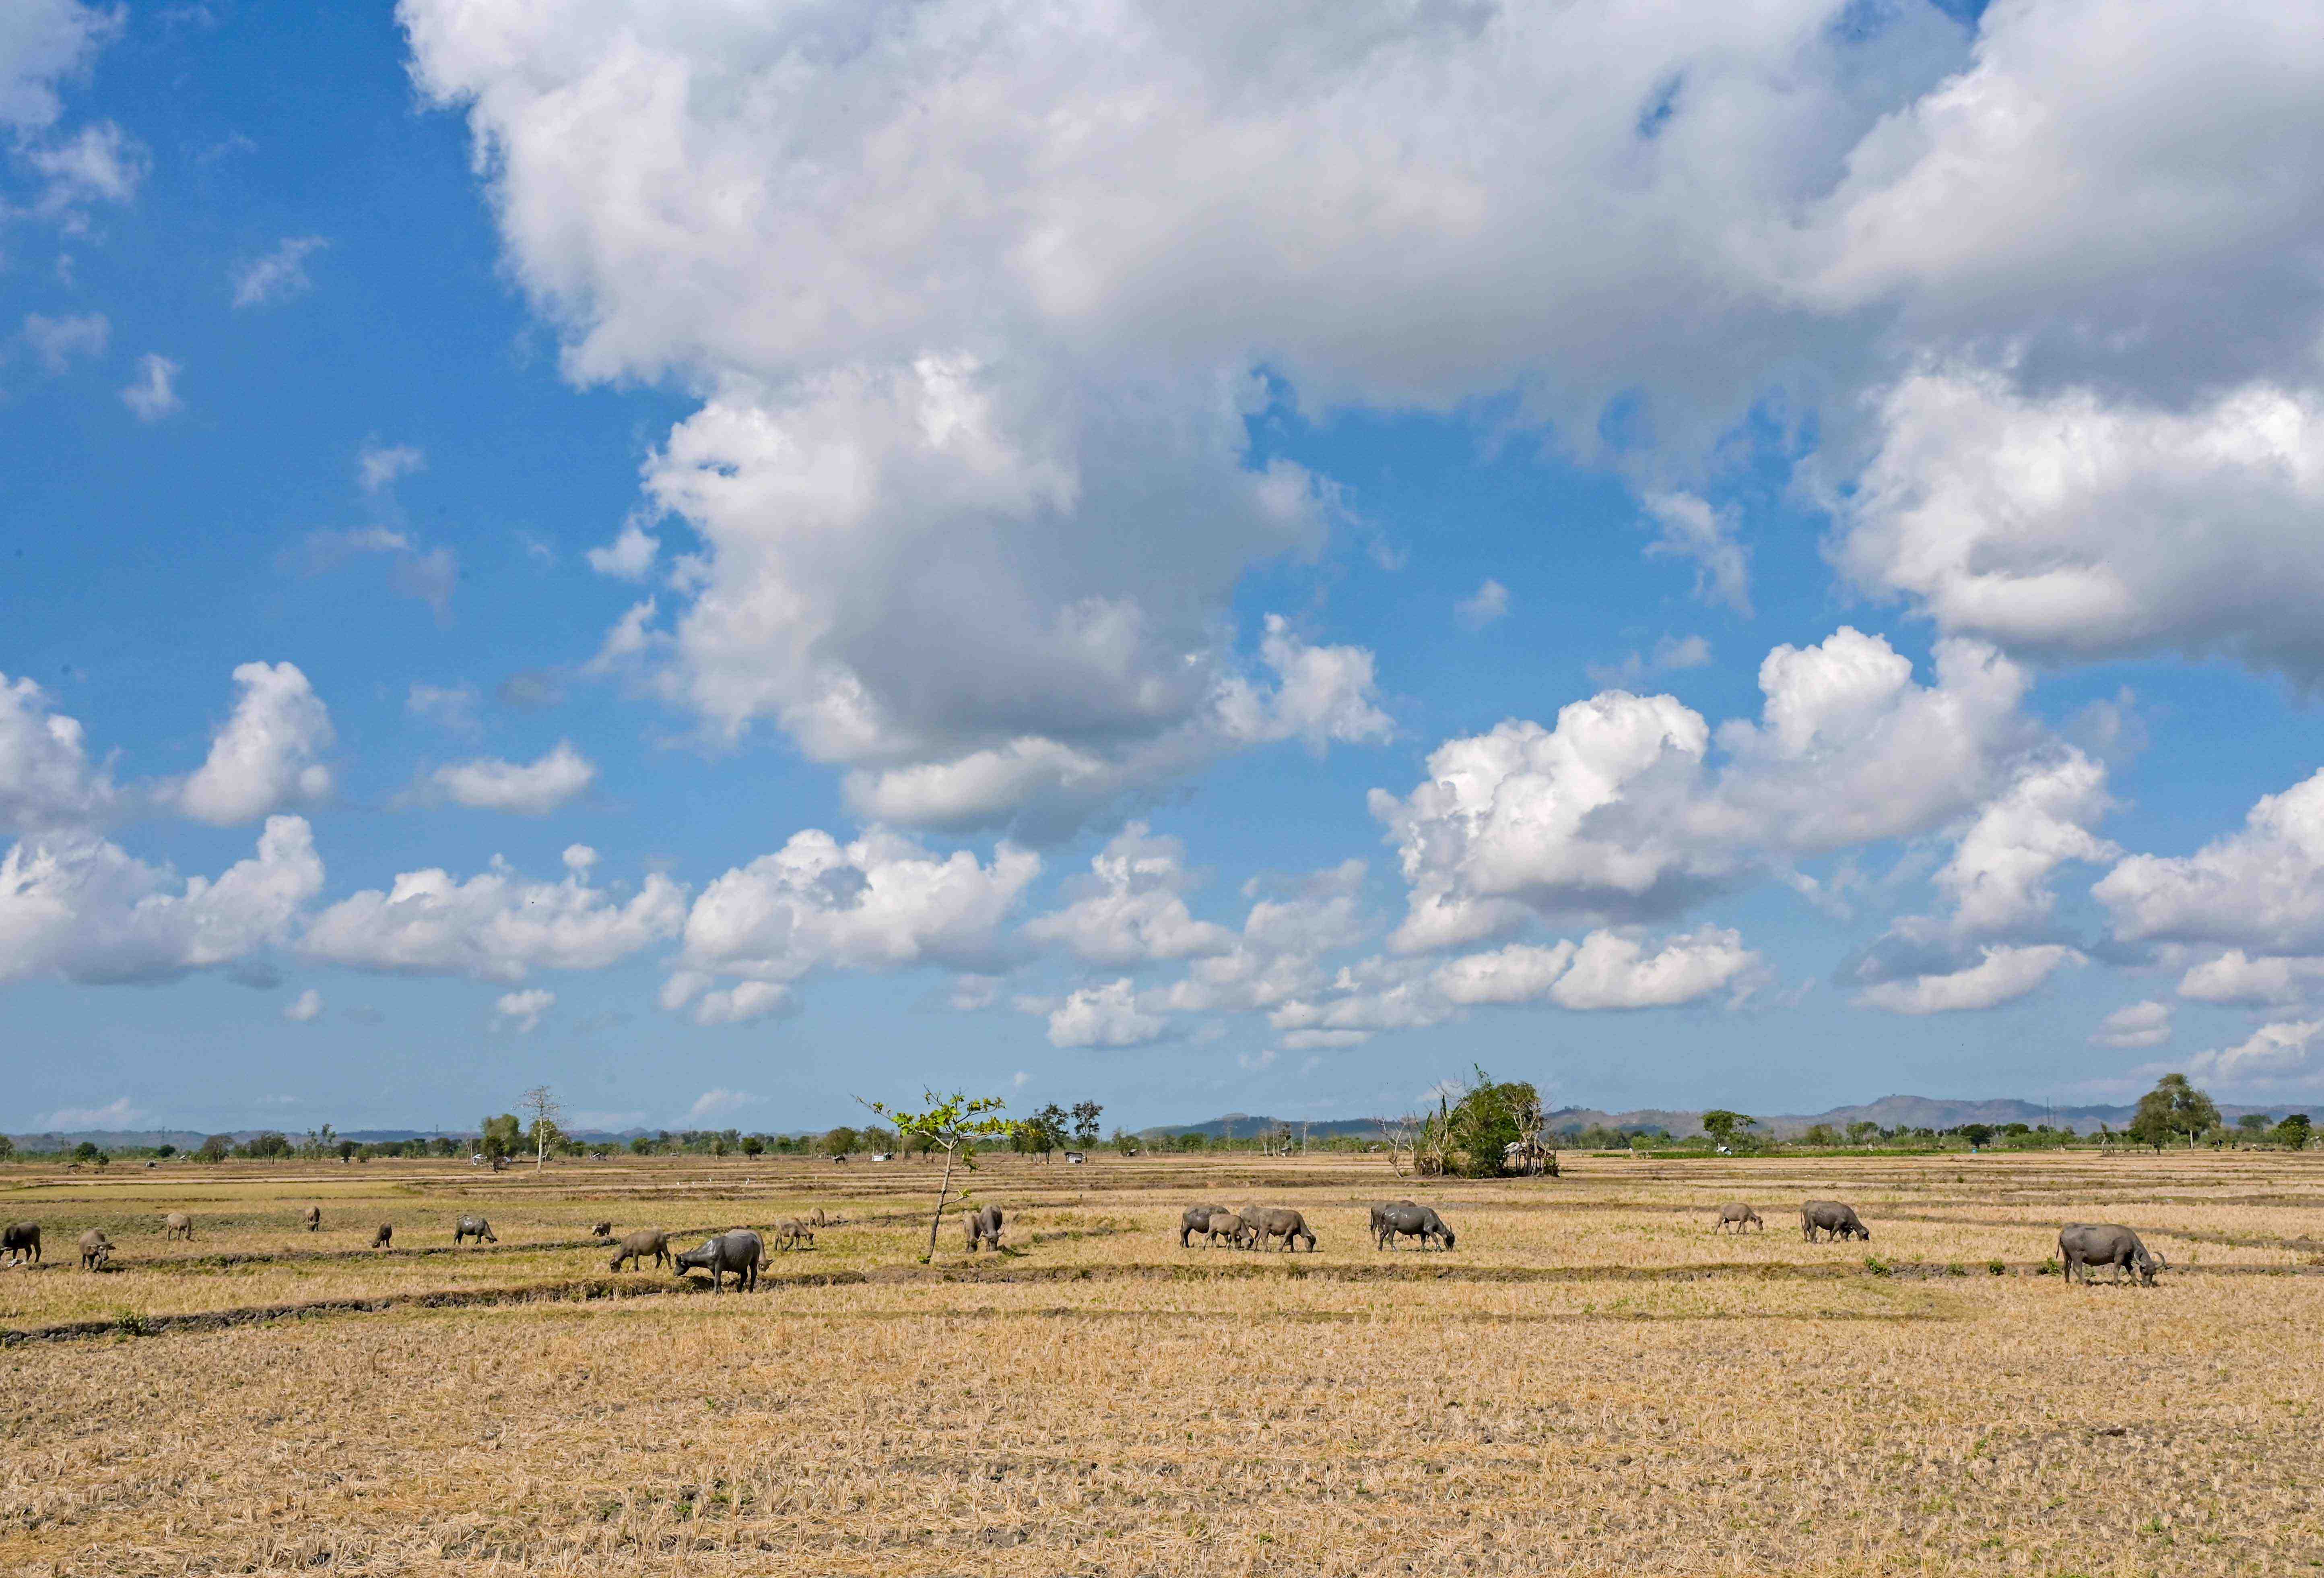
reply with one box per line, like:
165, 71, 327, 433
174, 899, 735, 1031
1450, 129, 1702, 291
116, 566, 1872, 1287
13, 1093, 2310, 1153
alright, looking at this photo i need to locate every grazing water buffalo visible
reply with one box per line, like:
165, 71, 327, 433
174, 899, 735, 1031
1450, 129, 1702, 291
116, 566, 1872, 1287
1247, 1206, 1317, 1253
78, 1229, 111, 1270
453, 1215, 497, 1245
2059, 1223, 2165, 1286
301, 1205, 322, 1233
674, 1229, 762, 1292
964, 1204, 1004, 1252
163, 1212, 194, 1241
371, 1224, 393, 1250
1716, 1204, 1764, 1234
1376, 1204, 1454, 1251
2, 1222, 41, 1266
590, 1221, 614, 1241
771, 1220, 815, 1251
1801, 1201, 1871, 1242
609, 1228, 671, 1271
1369, 1200, 1419, 1241
1181, 1205, 1232, 1248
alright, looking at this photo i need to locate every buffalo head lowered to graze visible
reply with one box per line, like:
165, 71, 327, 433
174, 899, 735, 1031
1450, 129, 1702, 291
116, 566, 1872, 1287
78, 1229, 112, 1271
1800, 1201, 1870, 1242
963, 1204, 1004, 1252
674, 1229, 762, 1293
1244, 1206, 1317, 1253
2058, 1223, 2166, 1286
301, 1205, 322, 1232
609, 1228, 671, 1272
453, 1215, 497, 1245
1375, 1204, 1452, 1251
1716, 1203, 1763, 1234
371, 1223, 393, 1250
163, 1212, 195, 1241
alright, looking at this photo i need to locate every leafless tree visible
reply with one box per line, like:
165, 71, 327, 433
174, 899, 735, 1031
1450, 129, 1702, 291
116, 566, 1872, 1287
518, 1085, 563, 1171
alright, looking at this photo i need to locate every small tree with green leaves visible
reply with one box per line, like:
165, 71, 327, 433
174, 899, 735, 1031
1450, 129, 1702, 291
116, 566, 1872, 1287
1960, 1124, 1996, 1150
2275, 1113, 2313, 1149
2130, 1073, 2220, 1150
1070, 1101, 1104, 1148
478, 1113, 523, 1166
861, 1090, 1012, 1262
2237, 1113, 2271, 1143
1699, 1111, 1751, 1152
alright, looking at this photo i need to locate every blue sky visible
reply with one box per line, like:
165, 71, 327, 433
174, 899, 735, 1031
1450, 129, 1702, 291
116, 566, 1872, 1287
8, 0, 2324, 1135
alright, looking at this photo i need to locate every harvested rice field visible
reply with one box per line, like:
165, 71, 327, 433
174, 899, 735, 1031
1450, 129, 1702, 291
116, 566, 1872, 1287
5, 1150, 2323, 1574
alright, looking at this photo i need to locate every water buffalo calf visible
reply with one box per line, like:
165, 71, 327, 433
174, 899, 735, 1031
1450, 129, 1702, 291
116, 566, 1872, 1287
2059, 1223, 2165, 1286
371, 1223, 393, 1250
1376, 1204, 1453, 1251
163, 1211, 194, 1241
1181, 1205, 1231, 1248
1247, 1206, 1317, 1253
78, 1229, 111, 1270
675, 1229, 762, 1292
1203, 1211, 1254, 1249
1716, 1203, 1764, 1234
964, 1204, 1004, 1252
2, 1221, 40, 1266
771, 1220, 815, 1251
609, 1228, 671, 1271
590, 1221, 613, 1241
453, 1214, 497, 1245
301, 1205, 322, 1232
1801, 1200, 1870, 1242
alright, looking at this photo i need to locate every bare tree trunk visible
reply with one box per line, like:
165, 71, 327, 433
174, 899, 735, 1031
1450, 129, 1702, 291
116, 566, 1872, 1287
924, 1146, 957, 1262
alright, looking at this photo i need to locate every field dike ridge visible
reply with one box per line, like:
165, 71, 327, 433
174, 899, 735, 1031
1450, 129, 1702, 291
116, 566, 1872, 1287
7, 1253, 2313, 1347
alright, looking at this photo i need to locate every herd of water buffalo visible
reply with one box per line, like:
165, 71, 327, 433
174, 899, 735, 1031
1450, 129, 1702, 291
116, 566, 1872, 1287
0, 1195, 2168, 1288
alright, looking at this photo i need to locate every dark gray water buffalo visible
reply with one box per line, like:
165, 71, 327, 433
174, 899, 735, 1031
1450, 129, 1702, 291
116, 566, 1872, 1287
301, 1205, 322, 1232
163, 1211, 195, 1241
1181, 1205, 1231, 1247
371, 1223, 393, 1250
590, 1221, 614, 1241
2059, 1223, 2165, 1286
1801, 1201, 1871, 1241
964, 1204, 1004, 1252
453, 1214, 497, 1245
674, 1229, 762, 1292
1375, 1204, 1453, 1250
2, 1221, 41, 1265
608, 1228, 671, 1271
1369, 1200, 1418, 1241
78, 1229, 111, 1270
1247, 1206, 1317, 1252
1716, 1204, 1764, 1234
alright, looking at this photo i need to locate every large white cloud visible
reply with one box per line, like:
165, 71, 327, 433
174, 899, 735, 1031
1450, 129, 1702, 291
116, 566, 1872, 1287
1045, 978, 1169, 1049
2097, 769, 2324, 955
301, 844, 684, 981
2186, 1020, 2324, 1088
1371, 628, 2041, 951
1024, 822, 1234, 966
1852, 942, 2082, 1015
668, 829, 1040, 1007
0, 2, 118, 134
0, 674, 117, 834
176, 662, 334, 826
1834, 372, 2324, 680
427, 741, 596, 815
0, 816, 323, 985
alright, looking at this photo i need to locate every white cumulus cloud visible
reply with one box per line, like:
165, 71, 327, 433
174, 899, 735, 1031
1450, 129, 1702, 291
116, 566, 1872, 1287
492, 987, 554, 1033
2089, 1000, 2170, 1050
427, 741, 596, 815
282, 987, 325, 1023
119, 353, 179, 420
301, 851, 685, 981
1045, 978, 1168, 1049
232, 236, 328, 309
176, 662, 334, 826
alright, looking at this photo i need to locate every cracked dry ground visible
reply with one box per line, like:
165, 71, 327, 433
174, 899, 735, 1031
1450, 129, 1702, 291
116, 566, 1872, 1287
4, 1151, 2322, 1574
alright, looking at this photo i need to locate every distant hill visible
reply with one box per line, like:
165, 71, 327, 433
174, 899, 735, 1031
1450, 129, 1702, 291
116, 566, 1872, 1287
1138, 1094, 2307, 1143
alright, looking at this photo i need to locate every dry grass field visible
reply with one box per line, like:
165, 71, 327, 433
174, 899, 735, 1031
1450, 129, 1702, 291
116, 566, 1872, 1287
5, 1149, 2324, 1575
